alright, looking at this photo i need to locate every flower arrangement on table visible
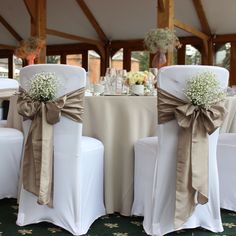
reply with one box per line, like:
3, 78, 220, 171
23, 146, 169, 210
28, 72, 58, 102
126, 71, 156, 95
126, 71, 149, 86
144, 27, 181, 68
185, 71, 226, 109
15, 36, 45, 65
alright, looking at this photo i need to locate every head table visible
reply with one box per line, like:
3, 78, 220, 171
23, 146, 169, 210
5, 94, 236, 216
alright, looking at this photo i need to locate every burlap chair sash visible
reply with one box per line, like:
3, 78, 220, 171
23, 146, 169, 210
17, 87, 85, 207
157, 87, 226, 228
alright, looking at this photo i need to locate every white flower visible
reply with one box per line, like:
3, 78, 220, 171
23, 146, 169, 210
28, 72, 58, 102
126, 71, 148, 85
185, 71, 226, 109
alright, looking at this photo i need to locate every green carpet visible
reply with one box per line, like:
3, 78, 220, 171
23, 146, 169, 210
1, 198, 236, 236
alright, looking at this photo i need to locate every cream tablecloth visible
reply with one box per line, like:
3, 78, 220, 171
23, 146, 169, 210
6, 94, 236, 215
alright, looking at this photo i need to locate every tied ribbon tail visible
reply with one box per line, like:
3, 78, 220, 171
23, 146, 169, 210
17, 87, 85, 207
157, 87, 227, 228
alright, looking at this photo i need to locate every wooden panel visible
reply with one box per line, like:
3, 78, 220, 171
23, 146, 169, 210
230, 42, 236, 85
47, 43, 98, 54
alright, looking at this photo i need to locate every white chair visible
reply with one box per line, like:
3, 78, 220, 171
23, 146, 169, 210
136, 65, 228, 236
16, 64, 105, 235
0, 78, 24, 199
217, 133, 236, 211
0, 78, 18, 126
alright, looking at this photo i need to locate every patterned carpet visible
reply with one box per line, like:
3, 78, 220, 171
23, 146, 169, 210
1, 198, 236, 236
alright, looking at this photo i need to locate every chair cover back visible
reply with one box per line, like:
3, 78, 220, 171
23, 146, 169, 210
0, 78, 19, 90
143, 65, 229, 236
17, 64, 105, 235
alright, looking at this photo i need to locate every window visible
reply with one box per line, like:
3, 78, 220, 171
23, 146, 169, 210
88, 50, 101, 84
47, 55, 60, 64
0, 58, 8, 78
66, 54, 82, 66
214, 43, 231, 70
131, 51, 149, 72
13, 56, 23, 79
111, 49, 123, 70
185, 45, 201, 65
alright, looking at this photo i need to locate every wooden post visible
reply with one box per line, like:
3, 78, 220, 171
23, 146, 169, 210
157, 0, 174, 65
24, 0, 47, 64
82, 51, 88, 71
35, 0, 46, 63
8, 54, 13, 78
100, 44, 110, 76
177, 44, 186, 65
123, 49, 131, 71
60, 53, 67, 64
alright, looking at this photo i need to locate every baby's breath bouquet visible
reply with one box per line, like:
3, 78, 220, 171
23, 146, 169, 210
185, 72, 226, 109
144, 28, 181, 54
28, 72, 58, 102
144, 28, 181, 68
126, 71, 149, 86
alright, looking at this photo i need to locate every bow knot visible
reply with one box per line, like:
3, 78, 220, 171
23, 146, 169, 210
157, 87, 227, 228
17, 87, 85, 207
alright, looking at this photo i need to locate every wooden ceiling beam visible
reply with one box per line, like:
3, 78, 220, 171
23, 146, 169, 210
75, 0, 108, 42
0, 15, 22, 41
192, 0, 211, 35
213, 34, 236, 43
46, 28, 102, 46
179, 36, 202, 45
23, 0, 36, 23
174, 18, 209, 41
0, 44, 16, 50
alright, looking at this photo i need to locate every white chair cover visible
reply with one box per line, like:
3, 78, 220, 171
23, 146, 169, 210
217, 133, 236, 211
16, 64, 105, 235
132, 136, 158, 216
143, 65, 229, 236
0, 79, 23, 199
0, 78, 18, 120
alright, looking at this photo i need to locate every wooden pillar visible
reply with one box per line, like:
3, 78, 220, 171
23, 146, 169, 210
123, 49, 131, 71
177, 44, 186, 65
8, 55, 13, 78
100, 44, 110, 76
230, 42, 236, 86
202, 39, 213, 65
35, 0, 46, 63
82, 51, 88, 71
157, 0, 174, 65
60, 53, 67, 64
